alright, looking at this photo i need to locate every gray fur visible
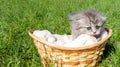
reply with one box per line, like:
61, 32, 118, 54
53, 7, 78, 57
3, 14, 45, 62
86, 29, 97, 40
68, 10, 107, 39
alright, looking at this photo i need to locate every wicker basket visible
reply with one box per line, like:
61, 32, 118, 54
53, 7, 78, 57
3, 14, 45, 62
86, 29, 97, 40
29, 28, 112, 67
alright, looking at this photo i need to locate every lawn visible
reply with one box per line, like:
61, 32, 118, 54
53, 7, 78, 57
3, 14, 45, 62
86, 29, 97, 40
0, 0, 120, 67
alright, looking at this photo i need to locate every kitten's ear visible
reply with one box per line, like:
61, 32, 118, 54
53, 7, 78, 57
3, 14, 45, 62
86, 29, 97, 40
101, 15, 107, 22
68, 13, 76, 20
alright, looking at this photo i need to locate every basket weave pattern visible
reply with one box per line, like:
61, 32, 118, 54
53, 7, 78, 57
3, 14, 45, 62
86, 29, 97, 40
29, 28, 112, 67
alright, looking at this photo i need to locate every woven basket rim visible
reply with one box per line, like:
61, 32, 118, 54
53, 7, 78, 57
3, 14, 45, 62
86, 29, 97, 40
28, 28, 112, 50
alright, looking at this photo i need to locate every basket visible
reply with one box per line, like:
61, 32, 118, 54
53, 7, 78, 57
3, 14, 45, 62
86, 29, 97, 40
29, 28, 112, 67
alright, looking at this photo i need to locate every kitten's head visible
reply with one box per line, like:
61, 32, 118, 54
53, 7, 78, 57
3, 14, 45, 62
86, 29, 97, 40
68, 10, 106, 37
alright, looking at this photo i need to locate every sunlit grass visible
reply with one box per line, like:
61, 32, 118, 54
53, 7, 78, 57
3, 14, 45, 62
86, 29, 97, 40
0, 0, 120, 67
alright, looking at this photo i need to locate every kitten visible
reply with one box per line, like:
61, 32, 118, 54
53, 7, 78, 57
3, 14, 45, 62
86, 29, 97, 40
68, 10, 107, 40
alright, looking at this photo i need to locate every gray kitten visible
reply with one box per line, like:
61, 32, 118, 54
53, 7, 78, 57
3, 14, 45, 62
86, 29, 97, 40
68, 10, 107, 40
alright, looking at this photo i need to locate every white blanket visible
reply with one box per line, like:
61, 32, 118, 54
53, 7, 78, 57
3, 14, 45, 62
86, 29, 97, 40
33, 29, 107, 47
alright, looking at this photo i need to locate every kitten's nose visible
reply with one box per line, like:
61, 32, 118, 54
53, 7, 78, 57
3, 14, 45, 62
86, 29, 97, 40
92, 27, 97, 34
93, 31, 96, 34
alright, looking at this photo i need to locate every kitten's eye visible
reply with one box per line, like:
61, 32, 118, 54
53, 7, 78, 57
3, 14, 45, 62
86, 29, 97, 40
87, 27, 91, 30
96, 25, 100, 29
76, 27, 81, 30
75, 18, 80, 21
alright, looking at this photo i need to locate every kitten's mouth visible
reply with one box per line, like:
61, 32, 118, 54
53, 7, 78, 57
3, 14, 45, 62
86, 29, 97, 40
90, 34, 101, 39
90, 34, 96, 36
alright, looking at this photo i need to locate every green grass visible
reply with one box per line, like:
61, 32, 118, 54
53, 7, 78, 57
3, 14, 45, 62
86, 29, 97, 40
0, 0, 120, 67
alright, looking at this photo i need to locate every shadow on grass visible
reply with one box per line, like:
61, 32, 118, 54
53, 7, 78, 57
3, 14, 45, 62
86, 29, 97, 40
101, 43, 115, 59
